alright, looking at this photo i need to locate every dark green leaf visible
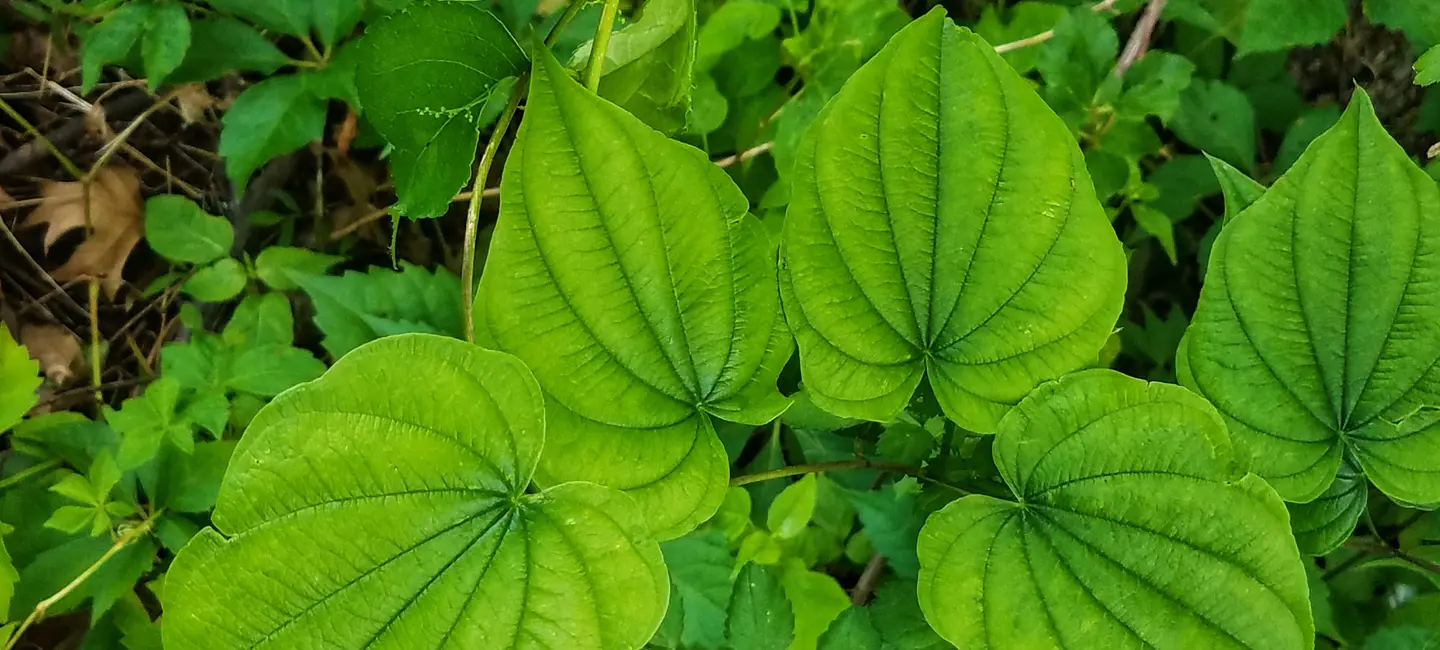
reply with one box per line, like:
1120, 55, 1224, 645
218, 75, 327, 192
224, 345, 324, 397
1116, 51, 1195, 122
1037, 6, 1119, 114
571, 0, 697, 134
294, 263, 463, 359
1238, 0, 1345, 54
662, 530, 735, 650
728, 564, 794, 650
140, 2, 189, 89
81, 2, 153, 93
1289, 454, 1366, 555
1171, 78, 1256, 170
169, 17, 288, 83
817, 607, 883, 650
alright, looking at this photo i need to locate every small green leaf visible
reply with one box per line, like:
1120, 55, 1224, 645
43, 505, 95, 535
571, 0, 697, 134
0, 323, 41, 433
729, 564, 795, 650
877, 422, 936, 466
218, 74, 327, 192
183, 258, 247, 302
781, 10, 1125, 428
1205, 153, 1266, 225
917, 371, 1313, 649
254, 246, 341, 290
163, 335, 670, 650
478, 46, 790, 538
1171, 78, 1256, 170
662, 530, 735, 650
1036, 6, 1119, 114
1133, 204, 1179, 264
81, 1, 154, 93
1238, 0, 1345, 54
1116, 51, 1196, 123
107, 377, 186, 469
354, 1, 527, 217
767, 475, 819, 539
295, 263, 463, 358
308, 0, 364, 48
973, 2, 1068, 75
141, 2, 190, 89
1274, 105, 1342, 174
181, 390, 230, 438
1182, 90, 1440, 506
0, 537, 17, 618
1417, 45, 1440, 86
223, 293, 294, 348
224, 345, 324, 397
1364, 0, 1440, 48
169, 17, 289, 83
203, 0, 307, 37
144, 196, 233, 264
49, 473, 98, 505
843, 484, 921, 577
869, 580, 948, 650
779, 562, 850, 650
817, 607, 882, 650
699, 1, 782, 71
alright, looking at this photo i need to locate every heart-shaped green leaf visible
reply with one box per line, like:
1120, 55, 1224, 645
477, 48, 791, 539
1180, 89, 1440, 507
917, 370, 1313, 650
162, 335, 669, 650
780, 9, 1126, 430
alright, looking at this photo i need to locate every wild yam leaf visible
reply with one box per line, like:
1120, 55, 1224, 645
355, 2, 527, 218
570, 0, 697, 134
477, 48, 791, 539
1287, 454, 1366, 556
917, 370, 1313, 650
781, 9, 1126, 429
1182, 90, 1440, 506
162, 335, 669, 650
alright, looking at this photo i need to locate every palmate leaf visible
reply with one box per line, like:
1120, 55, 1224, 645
162, 335, 668, 650
477, 47, 791, 539
1180, 90, 1440, 509
917, 370, 1313, 650
780, 8, 1126, 430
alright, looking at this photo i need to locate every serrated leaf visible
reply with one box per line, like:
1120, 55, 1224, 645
81, 1, 153, 93
662, 530, 735, 650
571, 0, 697, 134
224, 345, 324, 397
144, 195, 233, 264
778, 562, 850, 650
767, 475, 819, 539
163, 335, 669, 650
1238, 0, 1345, 54
478, 47, 791, 539
88, 538, 155, 622
295, 263, 463, 358
817, 607, 882, 650
877, 422, 936, 466
253, 246, 341, 290
1205, 153, 1265, 225
1181, 90, 1440, 506
843, 484, 921, 577
169, 17, 289, 84
0, 323, 41, 433
354, 1, 527, 218
729, 564, 795, 650
917, 370, 1313, 649
781, 10, 1125, 428
183, 258, 247, 302
1171, 79, 1256, 170
181, 390, 229, 438
218, 74, 327, 192
141, 2, 189, 89
1289, 454, 1366, 556
1418, 45, 1440, 86
107, 377, 187, 469
43, 505, 95, 535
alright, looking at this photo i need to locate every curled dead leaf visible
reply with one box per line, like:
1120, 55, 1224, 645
22, 167, 144, 297
20, 323, 83, 384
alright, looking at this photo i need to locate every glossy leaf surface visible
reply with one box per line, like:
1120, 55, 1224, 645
780, 9, 1125, 429
1182, 90, 1440, 506
163, 335, 668, 650
478, 48, 791, 538
917, 370, 1313, 649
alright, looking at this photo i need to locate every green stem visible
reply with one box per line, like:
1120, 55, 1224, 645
0, 458, 63, 491
460, 88, 526, 343
732, 459, 939, 487
0, 97, 83, 180
548, 0, 589, 45
584, 0, 622, 92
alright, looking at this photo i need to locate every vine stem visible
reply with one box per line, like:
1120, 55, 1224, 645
0, 458, 63, 491
585, 0, 622, 92
731, 459, 932, 486
2, 511, 160, 650
993, 0, 1122, 53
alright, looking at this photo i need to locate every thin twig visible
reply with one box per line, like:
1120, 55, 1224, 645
461, 90, 524, 342
1114, 0, 1169, 78
731, 459, 927, 486
2, 511, 160, 650
851, 552, 887, 606
714, 141, 774, 168
993, 0, 1123, 54
87, 90, 180, 179
1343, 538, 1440, 576
0, 96, 85, 179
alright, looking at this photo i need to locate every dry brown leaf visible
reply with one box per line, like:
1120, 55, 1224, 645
334, 109, 359, 160
22, 167, 144, 297
85, 104, 115, 142
173, 84, 218, 124
20, 323, 83, 384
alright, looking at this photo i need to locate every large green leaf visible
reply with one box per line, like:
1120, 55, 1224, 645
162, 335, 668, 650
1287, 453, 1366, 556
728, 564, 794, 650
1181, 90, 1440, 507
570, 0, 697, 134
0, 324, 40, 433
780, 9, 1125, 429
355, 1, 527, 218
917, 370, 1313, 649
477, 47, 791, 539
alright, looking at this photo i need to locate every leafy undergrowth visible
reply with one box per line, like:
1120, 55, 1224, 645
0, 0, 1438, 649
